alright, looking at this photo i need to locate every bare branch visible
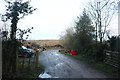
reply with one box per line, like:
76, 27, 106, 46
101, 0, 110, 10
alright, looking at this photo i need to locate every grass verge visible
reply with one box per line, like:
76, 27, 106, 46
60, 51, 120, 78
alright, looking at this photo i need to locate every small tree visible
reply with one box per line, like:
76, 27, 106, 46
75, 9, 95, 53
60, 9, 95, 55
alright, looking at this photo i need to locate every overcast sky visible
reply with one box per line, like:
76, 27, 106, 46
0, 0, 118, 40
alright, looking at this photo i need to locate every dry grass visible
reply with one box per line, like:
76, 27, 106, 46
27, 40, 62, 46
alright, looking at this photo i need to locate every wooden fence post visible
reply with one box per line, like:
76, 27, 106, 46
16, 51, 18, 73
118, 52, 120, 77
35, 51, 39, 68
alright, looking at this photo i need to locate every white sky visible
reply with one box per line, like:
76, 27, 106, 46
18, 0, 86, 40
0, 0, 119, 40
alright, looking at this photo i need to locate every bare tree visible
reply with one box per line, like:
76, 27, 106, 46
87, 0, 118, 43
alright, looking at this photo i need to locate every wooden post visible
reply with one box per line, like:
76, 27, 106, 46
35, 51, 39, 68
118, 2, 120, 36
118, 52, 120, 77
16, 50, 18, 73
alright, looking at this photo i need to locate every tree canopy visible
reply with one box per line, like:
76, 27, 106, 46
4, 0, 36, 39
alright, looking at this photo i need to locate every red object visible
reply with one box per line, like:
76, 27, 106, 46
65, 49, 71, 53
70, 50, 78, 55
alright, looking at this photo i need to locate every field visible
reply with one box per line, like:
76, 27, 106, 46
27, 40, 62, 46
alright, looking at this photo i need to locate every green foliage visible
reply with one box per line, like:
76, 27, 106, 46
107, 35, 120, 52
75, 9, 95, 52
3, 0, 36, 39
4, 0, 36, 20
60, 9, 108, 62
2, 0, 36, 78
60, 9, 95, 54
75, 9, 95, 36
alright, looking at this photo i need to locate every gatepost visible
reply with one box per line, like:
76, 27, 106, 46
118, 1, 120, 78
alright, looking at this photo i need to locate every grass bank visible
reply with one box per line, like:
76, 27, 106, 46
60, 51, 120, 78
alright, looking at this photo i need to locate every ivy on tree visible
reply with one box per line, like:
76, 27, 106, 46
4, 0, 36, 40
1, 0, 36, 78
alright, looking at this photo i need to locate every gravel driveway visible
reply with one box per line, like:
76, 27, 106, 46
38, 49, 113, 78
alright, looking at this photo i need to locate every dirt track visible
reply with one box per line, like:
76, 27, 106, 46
39, 49, 113, 78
